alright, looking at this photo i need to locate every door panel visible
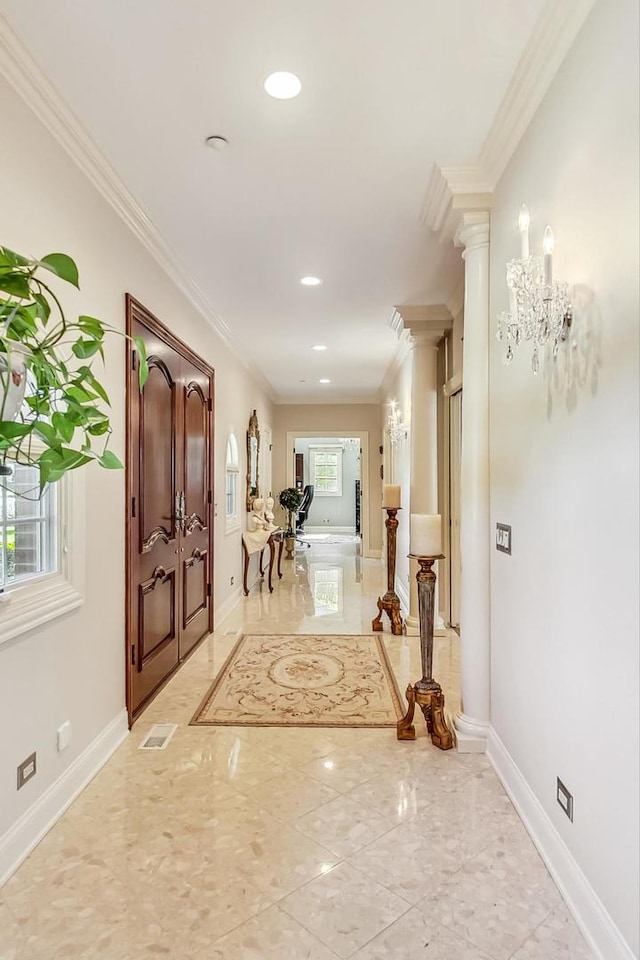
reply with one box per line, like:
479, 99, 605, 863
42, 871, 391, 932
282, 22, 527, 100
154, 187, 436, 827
183, 548, 208, 627
140, 359, 177, 552
127, 296, 214, 720
180, 363, 212, 657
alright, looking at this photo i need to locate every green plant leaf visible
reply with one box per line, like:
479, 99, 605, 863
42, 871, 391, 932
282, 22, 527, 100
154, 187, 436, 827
34, 422, 62, 448
0, 420, 32, 440
134, 336, 149, 390
98, 449, 123, 469
38, 253, 80, 288
52, 411, 75, 444
0, 246, 31, 268
65, 384, 96, 404
72, 338, 102, 359
87, 420, 110, 436
87, 375, 110, 406
78, 315, 105, 339
33, 292, 51, 322
0, 274, 31, 299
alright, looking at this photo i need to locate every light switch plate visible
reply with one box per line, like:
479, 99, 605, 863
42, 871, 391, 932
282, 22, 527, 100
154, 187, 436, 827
496, 523, 512, 555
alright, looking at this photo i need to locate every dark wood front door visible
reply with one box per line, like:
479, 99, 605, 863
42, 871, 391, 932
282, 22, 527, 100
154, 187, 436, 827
126, 296, 214, 720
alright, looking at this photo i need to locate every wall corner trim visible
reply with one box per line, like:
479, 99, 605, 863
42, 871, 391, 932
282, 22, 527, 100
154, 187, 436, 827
0, 709, 129, 887
487, 727, 637, 960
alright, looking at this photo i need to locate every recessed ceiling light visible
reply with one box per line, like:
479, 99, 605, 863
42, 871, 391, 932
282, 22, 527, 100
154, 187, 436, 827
319, 378, 331, 384
312, 344, 327, 351
264, 72, 302, 99
205, 135, 229, 150
301, 276, 322, 286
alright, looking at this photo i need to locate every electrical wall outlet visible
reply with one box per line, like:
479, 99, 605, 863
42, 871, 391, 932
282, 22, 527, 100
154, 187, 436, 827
17, 752, 36, 790
557, 777, 573, 821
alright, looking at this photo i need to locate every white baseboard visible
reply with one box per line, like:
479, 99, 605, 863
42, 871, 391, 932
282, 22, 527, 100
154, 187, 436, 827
305, 526, 356, 534
395, 578, 410, 616
214, 585, 243, 629
487, 728, 636, 960
0, 709, 129, 887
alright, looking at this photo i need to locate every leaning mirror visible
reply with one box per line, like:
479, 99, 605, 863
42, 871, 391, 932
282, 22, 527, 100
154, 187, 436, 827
246, 409, 260, 510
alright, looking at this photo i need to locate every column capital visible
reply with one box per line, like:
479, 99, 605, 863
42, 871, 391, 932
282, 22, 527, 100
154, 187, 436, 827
455, 211, 490, 253
391, 305, 453, 347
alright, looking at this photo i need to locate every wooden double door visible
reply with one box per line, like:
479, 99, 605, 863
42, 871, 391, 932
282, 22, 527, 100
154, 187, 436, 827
126, 296, 214, 720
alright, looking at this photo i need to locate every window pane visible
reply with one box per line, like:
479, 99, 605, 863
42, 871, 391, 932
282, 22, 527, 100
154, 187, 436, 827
1, 464, 55, 589
226, 471, 237, 517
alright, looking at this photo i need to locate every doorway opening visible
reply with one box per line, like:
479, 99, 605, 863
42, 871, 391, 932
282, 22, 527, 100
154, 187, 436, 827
286, 432, 372, 556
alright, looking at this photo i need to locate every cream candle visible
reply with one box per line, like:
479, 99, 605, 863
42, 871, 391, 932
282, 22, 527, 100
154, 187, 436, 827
543, 225, 554, 286
410, 514, 442, 557
382, 484, 401, 509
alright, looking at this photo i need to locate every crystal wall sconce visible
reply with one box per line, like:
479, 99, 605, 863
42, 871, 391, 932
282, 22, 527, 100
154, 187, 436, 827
386, 400, 407, 445
497, 204, 573, 374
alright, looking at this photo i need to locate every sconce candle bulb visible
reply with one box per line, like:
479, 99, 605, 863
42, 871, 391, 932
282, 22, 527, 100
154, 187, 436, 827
543, 226, 554, 286
518, 204, 530, 259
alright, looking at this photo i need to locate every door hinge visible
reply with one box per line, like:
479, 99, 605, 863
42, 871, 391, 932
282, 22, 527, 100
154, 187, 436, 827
207, 398, 213, 412
207, 582, 212, 598
131, 349, 136, 370
207, 490, 212, 504
131, 497, 136, 517
131, 643, 136, 665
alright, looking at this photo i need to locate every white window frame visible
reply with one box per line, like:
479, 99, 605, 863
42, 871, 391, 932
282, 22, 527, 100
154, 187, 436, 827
310, 445, 343, 497
225, 432, 240, 534
0, 469, 85, 646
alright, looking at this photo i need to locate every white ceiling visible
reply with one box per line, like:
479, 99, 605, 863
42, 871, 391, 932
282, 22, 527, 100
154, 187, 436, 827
1, 0, 546, 402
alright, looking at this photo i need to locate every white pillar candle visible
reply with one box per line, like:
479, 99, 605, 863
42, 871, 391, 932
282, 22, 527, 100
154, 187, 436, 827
410, 514, 442, 556
382, 484, 401, 509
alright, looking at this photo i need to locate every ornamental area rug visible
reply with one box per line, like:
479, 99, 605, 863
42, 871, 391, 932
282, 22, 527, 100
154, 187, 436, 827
190, 634, 404, 728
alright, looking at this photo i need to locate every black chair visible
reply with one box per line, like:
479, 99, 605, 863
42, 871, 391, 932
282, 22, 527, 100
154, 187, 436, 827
296, 484, 314, 548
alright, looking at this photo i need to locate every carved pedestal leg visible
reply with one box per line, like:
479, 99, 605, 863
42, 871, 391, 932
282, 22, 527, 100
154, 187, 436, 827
389, 599, 403, 636
372, 597, 384, 632
396, 684, 417, 740
428, 692, 454, 750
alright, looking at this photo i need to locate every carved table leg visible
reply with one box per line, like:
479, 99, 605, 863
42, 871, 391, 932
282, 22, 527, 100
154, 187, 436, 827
259, 548, 265, 578
396, 684, 417, 740
277, 536, 284, 579
243, 543, 250, 596
268, 535, 275, 593
372, 597, 384, 632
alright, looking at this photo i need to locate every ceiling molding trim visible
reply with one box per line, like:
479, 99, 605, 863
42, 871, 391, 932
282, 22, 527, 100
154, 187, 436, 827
478, 0, 598, 187
422, 0, 595, 240
379, 329, 412, 399
0, 16, 277, 404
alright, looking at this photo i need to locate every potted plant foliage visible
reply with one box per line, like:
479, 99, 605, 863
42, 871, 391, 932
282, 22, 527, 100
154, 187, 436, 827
0, 245, 148, 491
278, 486, 303, 557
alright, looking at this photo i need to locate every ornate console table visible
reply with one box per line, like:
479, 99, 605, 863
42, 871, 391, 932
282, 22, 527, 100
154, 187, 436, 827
242, 529, 284, 596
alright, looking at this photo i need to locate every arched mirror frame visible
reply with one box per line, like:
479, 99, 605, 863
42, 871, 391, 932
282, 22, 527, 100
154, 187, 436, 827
246, 409, 260, 510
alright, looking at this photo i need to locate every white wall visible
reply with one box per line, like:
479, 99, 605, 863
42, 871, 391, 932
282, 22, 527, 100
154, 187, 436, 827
294, 437, 360, 529
381, 352, 412, 611
0, 74, 273, 863
489, 0, 639, 954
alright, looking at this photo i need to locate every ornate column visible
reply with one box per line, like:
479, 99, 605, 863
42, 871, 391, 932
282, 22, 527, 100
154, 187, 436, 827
454, 212, 491, 752
394, 307, 452, 637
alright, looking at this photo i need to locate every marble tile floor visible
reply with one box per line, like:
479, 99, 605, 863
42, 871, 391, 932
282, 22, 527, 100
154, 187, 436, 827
0, 542, 594, 960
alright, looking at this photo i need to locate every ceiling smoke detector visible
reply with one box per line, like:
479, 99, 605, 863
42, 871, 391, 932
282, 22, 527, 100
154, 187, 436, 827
205, 135, 229, 151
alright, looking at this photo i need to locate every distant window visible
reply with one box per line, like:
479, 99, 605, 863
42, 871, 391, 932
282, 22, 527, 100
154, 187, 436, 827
310, 446, 343, 497
225, 433, 240, 532
0, 464, 56, 590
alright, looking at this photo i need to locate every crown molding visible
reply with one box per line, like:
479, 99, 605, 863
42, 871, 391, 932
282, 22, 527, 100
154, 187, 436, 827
422, 0, 596, 241
0, 15, 277, 404
478, 0, 597, 187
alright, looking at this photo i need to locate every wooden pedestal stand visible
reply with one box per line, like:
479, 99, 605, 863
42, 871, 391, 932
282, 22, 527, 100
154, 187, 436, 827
372, 507, 403, 636
397, 554, 454, 750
